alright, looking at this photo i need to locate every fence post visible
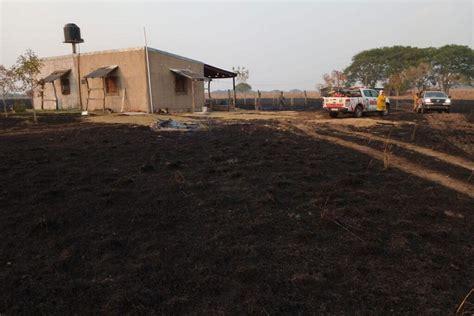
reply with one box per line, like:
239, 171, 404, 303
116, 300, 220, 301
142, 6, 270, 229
227, 89, 231, 111
257, 90, 261, 110
304, 90, 308, 108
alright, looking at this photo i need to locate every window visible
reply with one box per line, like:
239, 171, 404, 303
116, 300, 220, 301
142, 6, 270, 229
60, 78, 70, 95
370, 90, 380, 97
363, 90, 372, 97
175, 75, 187, 94
425, 92, 447, 98
105, 76, 119, 95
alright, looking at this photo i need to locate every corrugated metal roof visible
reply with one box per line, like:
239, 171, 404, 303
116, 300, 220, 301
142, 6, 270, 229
170, 68, 207, 81
43, 69, 71, 83
84, 65, 118, 79
204, 64, 236, 78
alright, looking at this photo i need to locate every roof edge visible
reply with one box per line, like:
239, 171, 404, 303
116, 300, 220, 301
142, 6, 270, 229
146, 47, 204, 65
41, 46, 206, 65
41, 47, 145, 61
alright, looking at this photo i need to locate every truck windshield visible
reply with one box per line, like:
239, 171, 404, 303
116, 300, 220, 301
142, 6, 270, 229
425, 92, 447, 98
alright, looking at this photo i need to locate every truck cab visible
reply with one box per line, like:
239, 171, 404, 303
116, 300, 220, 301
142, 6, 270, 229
416, 91, 451, 113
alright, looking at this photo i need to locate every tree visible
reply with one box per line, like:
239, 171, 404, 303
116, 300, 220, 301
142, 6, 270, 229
232, 66, 250, 84
402, 63, 435, 92
0, 65, 17, 118
431, 45, 474, 94
343, 45, 473, 92
344, 46, 433, 87
15, 49, 43, 123
235, 82, 252, 93
322, 70, 348, 88
344, 48, 387, 87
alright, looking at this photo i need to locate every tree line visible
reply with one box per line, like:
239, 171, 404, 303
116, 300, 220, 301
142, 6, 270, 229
0, 49, 43, 121
321, 45, 474, 95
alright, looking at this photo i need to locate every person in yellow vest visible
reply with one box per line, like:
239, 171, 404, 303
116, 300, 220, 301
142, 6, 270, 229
377, 90, 386, 116
413, 92, 420, 112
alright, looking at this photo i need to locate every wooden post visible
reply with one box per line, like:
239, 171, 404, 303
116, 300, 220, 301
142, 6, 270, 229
258, 90, 261, 110
85, 78, 90, 111
232, 77, 236, 110
244, 94, 246, 106
290, 96, 294, 108
120, 88, 126, 113
102, 77, 106, 113
52, 81, 58, 110
40, 83, 44, 110
304, 90, 308, 107
227, 89, 231, 111
191, 79, 196, 112
396, 89, 399, 109
254, 95, 257, 110
207, 79, 212, 100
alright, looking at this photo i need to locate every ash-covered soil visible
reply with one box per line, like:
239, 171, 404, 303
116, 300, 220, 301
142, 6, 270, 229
0, 113, 472, 314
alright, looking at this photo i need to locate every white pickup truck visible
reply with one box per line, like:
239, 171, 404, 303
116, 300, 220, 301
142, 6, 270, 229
323, 88, 390, 118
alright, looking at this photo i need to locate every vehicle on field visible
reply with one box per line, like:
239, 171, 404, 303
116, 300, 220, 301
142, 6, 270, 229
415, 91, 451, 113
322, 87, 390, 118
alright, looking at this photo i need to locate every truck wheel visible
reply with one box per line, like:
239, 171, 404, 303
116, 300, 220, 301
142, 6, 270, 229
329, 112, 338, 118
354, 105, 363, 118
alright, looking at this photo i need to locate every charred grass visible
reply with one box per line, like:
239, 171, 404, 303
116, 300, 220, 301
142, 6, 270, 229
0, 116, 472, 314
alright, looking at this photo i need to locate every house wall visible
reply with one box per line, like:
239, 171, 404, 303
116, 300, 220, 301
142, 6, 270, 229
34, 57, 76, 110
34, 47, 208, 113
80, 49, 148, 112
34, 48, 148, 112
147, 49, 205, 112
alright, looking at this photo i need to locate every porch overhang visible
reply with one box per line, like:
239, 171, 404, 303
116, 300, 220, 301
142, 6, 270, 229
43, 69, 71, 83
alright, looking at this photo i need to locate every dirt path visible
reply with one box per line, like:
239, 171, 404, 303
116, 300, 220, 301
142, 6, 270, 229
325, 125, 474, 172
291, 123, 474, 199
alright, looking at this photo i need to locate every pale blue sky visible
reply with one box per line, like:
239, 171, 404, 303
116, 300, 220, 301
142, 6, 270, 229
1, 0, 473, 90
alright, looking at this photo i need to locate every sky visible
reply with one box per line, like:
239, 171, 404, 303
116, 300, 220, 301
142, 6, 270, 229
1, 0, 473, 91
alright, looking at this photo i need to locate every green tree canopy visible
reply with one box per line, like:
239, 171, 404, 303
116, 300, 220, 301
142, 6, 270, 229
235, 82, 252, 93
343, 45, 473, 94
15, 49, 43, 123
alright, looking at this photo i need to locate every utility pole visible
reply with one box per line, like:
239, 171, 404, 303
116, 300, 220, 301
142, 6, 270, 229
144, 27, 154, 113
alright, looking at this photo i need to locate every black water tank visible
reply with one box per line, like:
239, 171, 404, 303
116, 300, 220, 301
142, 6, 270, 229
63, 23, 84, 43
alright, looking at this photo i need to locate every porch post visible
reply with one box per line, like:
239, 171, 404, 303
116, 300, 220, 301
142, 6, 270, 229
191, 79, 196, 112
208, 79, 212, 100
52, 81, 58, 110
232, 76, 236, 110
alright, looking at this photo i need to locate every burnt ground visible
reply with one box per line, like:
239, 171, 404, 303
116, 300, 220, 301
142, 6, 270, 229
0, 111, 473, 314
344, 111, 474, 160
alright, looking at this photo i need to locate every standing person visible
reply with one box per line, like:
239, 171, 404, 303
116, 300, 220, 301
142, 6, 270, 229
377, 90, 386, 117
413, 92, 420, 112
278, 91, 286, 110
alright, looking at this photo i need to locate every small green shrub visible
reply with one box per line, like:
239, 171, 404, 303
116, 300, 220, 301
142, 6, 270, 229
13, 101, 27, 112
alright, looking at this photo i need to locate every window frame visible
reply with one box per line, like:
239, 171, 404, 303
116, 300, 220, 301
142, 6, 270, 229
174, 75, 187, 95
104, 76, 120, 96
60, 77, 71, 95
